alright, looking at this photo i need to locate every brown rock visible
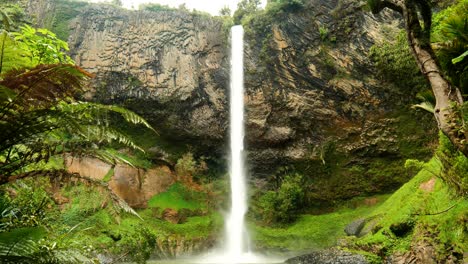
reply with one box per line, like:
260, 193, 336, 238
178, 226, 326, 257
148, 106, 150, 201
419, 177, 436, 192
66, 157, 174, 208
162, 208, 184, 224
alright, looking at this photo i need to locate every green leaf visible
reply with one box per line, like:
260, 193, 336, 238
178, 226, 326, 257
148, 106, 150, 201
452, 50, 468, 64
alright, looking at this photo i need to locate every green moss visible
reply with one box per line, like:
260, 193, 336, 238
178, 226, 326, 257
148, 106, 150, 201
394, 109, 437, 159
250, 195, 387, 250
354, 158, 468, 259
147, 183, 205, 211
49, 0, 89, 40
369, 30, 429, 94
102, 168, 114, 182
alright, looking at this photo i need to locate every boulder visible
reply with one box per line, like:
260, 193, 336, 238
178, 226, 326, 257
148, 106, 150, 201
286, 249, 368, 264
344, 218, 367, 237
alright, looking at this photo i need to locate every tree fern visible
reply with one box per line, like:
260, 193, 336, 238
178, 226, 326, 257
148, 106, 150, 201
0, 63, 157, 181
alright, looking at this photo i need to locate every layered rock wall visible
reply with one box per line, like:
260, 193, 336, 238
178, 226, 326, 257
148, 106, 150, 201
68, 5, 228, 143
59, 0, 435, 201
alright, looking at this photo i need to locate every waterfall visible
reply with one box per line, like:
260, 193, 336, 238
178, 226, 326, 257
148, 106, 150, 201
199, 25, 280, 264
225, 24, 248, 259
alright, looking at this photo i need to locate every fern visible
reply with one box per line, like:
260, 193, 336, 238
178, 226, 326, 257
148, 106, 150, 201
0, 63, 157, 182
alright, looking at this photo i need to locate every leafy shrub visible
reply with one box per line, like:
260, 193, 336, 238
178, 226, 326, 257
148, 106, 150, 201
369, 30, 429, 93
256, 173, 305, 224
139, 3, 176, 12
233, 0, 262, 24
0, 180, 54, 232
432, 0, 468, 96
436, 132, 468, 196
267, 0, 305, 14
115, 227, 156, 264
175, 152, 207, 184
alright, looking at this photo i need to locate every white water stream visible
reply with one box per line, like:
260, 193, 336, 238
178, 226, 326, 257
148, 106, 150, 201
225, 24, 248, 259
193, 25, 282, 264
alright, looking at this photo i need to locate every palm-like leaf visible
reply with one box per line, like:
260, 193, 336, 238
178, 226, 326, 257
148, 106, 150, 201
0, 64, 156, 182
411, 101, 435, 113
433, 1, 468, 93
0, 64, 92, 112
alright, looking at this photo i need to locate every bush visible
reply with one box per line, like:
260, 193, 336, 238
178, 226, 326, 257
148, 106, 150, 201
369, 30, 429, 93
0, 180, 54, 232
256, 173, 304, 224
115, 227, 157, 264
139, 3, 176, 12
436, 132, 468, 196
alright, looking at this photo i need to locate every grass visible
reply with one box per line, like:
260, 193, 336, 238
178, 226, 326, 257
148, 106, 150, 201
354, 158, 468, 259
250, 195, 388, 251
148, 183, 205, 211
123, 211, 223, 239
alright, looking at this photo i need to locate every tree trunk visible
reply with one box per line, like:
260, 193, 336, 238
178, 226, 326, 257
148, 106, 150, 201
377, 0, 467, 155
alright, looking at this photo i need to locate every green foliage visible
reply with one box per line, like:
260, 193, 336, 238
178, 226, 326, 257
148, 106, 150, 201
0, 4, 28, 31
0, 24, 156, 181
366, 0, 382, 14
404, 159, 425, 176
139, 3, 177, 12
60, 184, 109, 226
432, 0, 468, 95
115, 227, 156, 264
174, 152, 207, 182
369, 30, 429, 93
233, 0, 262, 24
219, 6, 232, 16
319, 25, 329, 41
147, 183, 205, 211
12, 25, 74, 65
254, 173, 304, 224
351, 158, 467, 260
0, 181, 53, 231
265, 0, 305, 16
0, 180, 96, 263
436, 132, 468, 196
251, 195, 387, 250
50, 0, 89, 41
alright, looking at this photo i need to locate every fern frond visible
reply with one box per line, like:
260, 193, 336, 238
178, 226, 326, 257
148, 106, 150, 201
411, 101, 435, 113
415, 89, 436, 105
57, 102, 157, 133
0, 64, 91, 111
1, 32, 31, 75
0, 10, 13, 31
453, 50, 468, 64
100, 104, 157, 133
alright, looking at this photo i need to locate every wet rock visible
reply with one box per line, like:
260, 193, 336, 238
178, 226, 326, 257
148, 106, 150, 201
66, 156, 175, 208
162, 208, 185, 224
344, 218, 367, 237
389, 221, 415, 237
286, 249, 368, 264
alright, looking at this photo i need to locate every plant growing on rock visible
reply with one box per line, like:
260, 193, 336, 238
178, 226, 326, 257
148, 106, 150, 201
255, 173, 305, 224
367, 0, 467, 157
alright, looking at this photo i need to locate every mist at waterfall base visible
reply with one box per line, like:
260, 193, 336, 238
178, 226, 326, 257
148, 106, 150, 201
148, 26, 284, 264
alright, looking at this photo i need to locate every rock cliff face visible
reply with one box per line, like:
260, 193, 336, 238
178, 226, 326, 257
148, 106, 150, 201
66, 157, 174, 208
62, 0, 435, 201
68, 6, 228, 145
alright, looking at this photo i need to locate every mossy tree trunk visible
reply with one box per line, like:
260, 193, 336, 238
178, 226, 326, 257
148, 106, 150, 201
369, 0, 467, 155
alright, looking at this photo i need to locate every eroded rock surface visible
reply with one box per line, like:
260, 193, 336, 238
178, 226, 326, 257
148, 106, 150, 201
66, 157, 174, 207
68, 5, 228, 144
286, 249, 368, 264
61, 0, 436, 201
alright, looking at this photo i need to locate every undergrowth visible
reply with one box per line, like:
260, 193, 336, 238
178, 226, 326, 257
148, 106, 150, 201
349, 156, 467, 262
250, 194, 388, 251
